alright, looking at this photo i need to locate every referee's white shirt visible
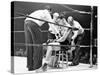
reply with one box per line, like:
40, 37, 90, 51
72, 20, 84, 39
25, 9, 59, 34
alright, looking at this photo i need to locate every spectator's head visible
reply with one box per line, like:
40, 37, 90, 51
67, 16, 74, 26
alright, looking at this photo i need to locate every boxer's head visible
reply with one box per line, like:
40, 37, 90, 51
53, 12, 59, 20
67, 16, 74, 26
58, 12, 65, 19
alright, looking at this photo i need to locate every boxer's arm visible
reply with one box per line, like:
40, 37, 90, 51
55, 19, 70, 42
71, 21, 80, 40
72, 31, 78, 40
56, 29, 71, 42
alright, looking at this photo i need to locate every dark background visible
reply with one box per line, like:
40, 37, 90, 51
11, 1, 97, 64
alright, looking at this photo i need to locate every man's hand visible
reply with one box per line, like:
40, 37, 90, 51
55, 33, 61, 39
53, 39, 57, 42
68, 50, 72, 54
68, 50, 73, 57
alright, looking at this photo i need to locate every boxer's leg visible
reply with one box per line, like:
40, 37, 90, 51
40, 45, 53, 71
45, 46, 53, 63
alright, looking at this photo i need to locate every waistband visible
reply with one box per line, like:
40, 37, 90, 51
25, 20, 40, 27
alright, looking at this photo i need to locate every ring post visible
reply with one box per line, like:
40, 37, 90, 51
89, 6, 93, 68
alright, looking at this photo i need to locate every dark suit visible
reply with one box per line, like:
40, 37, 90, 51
72, 32, 85, 65
24, 20, 43, 70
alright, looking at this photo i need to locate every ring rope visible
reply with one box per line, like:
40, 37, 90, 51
12, 28, 90, 33
14, 43, 90, 48
59, 4, 91, 14
13, 13, 79, 30
12, 16, 91, 32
